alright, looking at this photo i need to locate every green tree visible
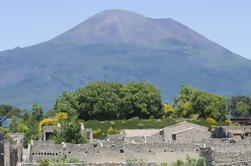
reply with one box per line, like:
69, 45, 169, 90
8, 109, 40, 147
76, 81, 123, 120
231, 95, 251, 116
52, 118, 87, 144
121, 81, 163, 119
32, 103, 44, 122
48, 90, 79, 118
174, 84, 230, 121
0, 104, 21, 126
51, 81, 163, 121
8, 116, 18, 132
235, 101, 249, 116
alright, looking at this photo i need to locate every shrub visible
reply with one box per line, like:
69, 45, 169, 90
136, 123, 144, 129
39, 158, 50, 166
93, 128, 101, 135
233, 122, 240, 126
206, 118, 216, 125
110, 121, 115, 126
225, 119, 232, 126
107, 127, 120, 135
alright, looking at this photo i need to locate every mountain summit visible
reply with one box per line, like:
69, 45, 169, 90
1, 10, 251, 109
52, 10, 218, 49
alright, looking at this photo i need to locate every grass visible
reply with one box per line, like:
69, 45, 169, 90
83, 117, 176, 139
82, 117, 228, 139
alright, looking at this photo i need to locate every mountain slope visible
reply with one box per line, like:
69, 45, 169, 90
1, 9, 251, 110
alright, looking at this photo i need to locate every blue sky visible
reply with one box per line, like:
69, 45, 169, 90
1, 0, 250, 59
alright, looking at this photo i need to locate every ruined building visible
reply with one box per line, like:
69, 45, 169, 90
2, 121, 251, 166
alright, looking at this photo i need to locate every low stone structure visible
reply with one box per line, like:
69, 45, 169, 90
28, 140, 200, 164
213, 126, 251, 140
12, 121, 251, 166
22, 162, 157, 166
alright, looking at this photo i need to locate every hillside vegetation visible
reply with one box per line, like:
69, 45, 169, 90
1, 81, 246, 147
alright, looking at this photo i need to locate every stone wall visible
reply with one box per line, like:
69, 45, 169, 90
172, 128, 211, 144
200, 145, 251, 166
124, 135, 164, 144
163, 121, 209, 142
4, 141, 18, 166
22, 162, 157, 166
30, 141, 200, 164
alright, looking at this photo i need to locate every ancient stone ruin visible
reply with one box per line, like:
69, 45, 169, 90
2, 121, 251, 166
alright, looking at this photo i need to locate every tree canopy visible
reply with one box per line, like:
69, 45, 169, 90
49, 81, 163, 120
0, 104, 22, 126
231, 95, 251, 116
173, 84, 231, 121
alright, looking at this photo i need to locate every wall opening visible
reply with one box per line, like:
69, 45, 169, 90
120, 149, 124, 153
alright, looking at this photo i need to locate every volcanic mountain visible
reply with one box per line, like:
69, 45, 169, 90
1, 9, 251, 110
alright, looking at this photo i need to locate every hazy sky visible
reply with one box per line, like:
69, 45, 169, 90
1, 0, 250, 59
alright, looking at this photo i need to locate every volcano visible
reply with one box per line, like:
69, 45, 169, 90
1, 9, 251, 110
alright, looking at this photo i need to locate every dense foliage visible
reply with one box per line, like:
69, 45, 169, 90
52, 117, 88, 144
0, 104, 22, 126
50, 81, 163, 120
173, 84, 231, 121
7, 103, 44, 147
2, 81, 251, 147
231, 95, 251, 116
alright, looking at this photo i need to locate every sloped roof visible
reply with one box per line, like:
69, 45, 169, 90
163, 121, 208, 132
122, 129, 161, 137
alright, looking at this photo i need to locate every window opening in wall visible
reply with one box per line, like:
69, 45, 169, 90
172, 134, 176, 140
68, 151, 71, 154
45, 132, 53, 140
56, 153, 58, 155
32, 153, 34, 155
85, 151, 87, 153
149, 150, 151, 152
120, 149, 124, 153
164, 150, 167, 152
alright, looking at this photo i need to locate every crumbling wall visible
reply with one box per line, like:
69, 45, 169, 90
22, 162, 157, 166
4, 141, 18, 166
213, 152, 251, 165
30, 141, 200, 163
123, 135, 164, 144
173, 128, 211, 143
163, 122, 208, 142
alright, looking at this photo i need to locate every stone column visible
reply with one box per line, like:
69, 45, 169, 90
4, 141, 10, 166
89, 130, 93, 143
